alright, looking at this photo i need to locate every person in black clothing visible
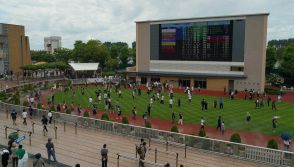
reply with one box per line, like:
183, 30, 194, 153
267, 96, 272, 107
177, 98, 181, 107
201, 99, 205, 111
1, 149, 9, 167
213, 99, 217, 109
171, 111, 176, 123
11, 109, 17, 125
41, 115, 48, 133
101, 144, 108, 167
216, 116, 222, 131
92, 106, 97, 116
147, 104, 151, 117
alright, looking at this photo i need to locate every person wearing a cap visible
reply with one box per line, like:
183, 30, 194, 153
1, 149, 9, 167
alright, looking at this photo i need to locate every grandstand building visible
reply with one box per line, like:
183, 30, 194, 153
126, 13, 269, 92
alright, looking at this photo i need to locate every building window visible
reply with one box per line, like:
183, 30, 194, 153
179, 79, 191, 87
230, 66, 244, 72
151, 77, 160, 82
141, 77, 147, 84
194, 80, 207, 89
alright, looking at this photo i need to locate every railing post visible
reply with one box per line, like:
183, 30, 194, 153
75, 122, 77, 134
166, 141, 168, 151
53, 120, 56, 127
63, 122, 66, 132
117, 154, 120, 167
5, 126, 8, 139
32, 122, 35, 134
6, 109, 8, 119
29, 132, 32, 146
176, 152, 178, 167
155, 148, 157, 163
149, 138, 151, 147
185, 144, 187, 158
54, 127, 58, 139
135, 145, 138, 158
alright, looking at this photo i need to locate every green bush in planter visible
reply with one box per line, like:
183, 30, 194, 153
37, 102, 43, 109
65, 109, 71, 114
101, 113, 110, 121
122, 116, 129, 124
83, 111, 89, 117
171, 125, 179, 133
198, 128, 206, 137
267, 139, 278, 149
50, 106, 55, 112
145, 121, 152, 128
23, 101, 29, 107
230, 133, 241, 143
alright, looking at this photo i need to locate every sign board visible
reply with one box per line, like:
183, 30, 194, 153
15, 135, 26, 144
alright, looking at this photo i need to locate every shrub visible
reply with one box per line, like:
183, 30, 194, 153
171, 125, 179, 133
101, 113, 110, 121
230, 133, 241, 143
264, 87, 282, 95
23, 101, 29, 107
145, 121, 152, 128
198, 128, 206, 137
267, 139, 278, 149
122, 116, 129, 124
37, 102, 43, 109
83, 111, 89, 117
65, 109, 71, 114
50, 106, 55, 112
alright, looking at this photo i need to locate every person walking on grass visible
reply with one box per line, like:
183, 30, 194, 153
169, 98, 173, 108
246, 112, 251, 125
11, 109, 17, 126
213, 99, 217, 109
101, 144, 108, 167
46, 138, 57, 163
219, 98, 224, 109
272, 100, 277, 110
22, 109, 27, 125
200, 117, 205, 130
177, 98, 181, 107
172, 111, 176, 123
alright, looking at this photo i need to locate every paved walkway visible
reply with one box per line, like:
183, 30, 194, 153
0, 112, 273, 167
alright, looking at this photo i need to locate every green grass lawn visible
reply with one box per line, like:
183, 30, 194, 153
49, 86, 294, 136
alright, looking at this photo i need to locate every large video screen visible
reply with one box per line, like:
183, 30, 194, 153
150, 18, 247, 62
159, 20, 233, 61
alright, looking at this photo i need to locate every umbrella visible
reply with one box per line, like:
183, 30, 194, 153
281, 132, 292, 141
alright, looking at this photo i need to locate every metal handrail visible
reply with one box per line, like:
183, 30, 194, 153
116, 153, 164, 167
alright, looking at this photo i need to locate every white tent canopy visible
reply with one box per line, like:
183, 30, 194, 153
69, 63, 99, 71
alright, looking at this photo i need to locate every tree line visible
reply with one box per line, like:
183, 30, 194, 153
31, 40, 136, 71
266, 38, 294, 85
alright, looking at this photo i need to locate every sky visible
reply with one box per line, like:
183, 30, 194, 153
0, 0, 293, 50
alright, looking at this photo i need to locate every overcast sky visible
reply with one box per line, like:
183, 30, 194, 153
0, 0, 293, 50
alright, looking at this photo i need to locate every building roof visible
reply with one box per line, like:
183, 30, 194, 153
135, 13, 269, 23
69, 63, 99, 71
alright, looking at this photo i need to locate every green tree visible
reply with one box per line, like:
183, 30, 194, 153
106, 58, 119, 71
31, 50, 55, 62
72, 40, 86, 61
54, 48, 73, 62
279, 44, 294, 78
266, 47, 276, 73
119, 46, 129, 69
110, 45, 119, 59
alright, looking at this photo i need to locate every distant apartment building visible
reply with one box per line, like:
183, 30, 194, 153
0, 23, 31, 75
44, 36, 62, 54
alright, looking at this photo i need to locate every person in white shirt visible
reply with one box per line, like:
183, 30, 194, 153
89, 97, 93, 106
160, 95, 164, 104
188, 93, 192, 103
150, 98, 153, 105
169, 98, 173, 108
22, 109, 28, 125
48, 111, 53, 124
200, 117, 205, 129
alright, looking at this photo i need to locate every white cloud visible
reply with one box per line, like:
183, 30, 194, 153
0, 0, 293, 49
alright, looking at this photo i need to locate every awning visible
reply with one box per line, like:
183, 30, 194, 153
69, 63, 99, 71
